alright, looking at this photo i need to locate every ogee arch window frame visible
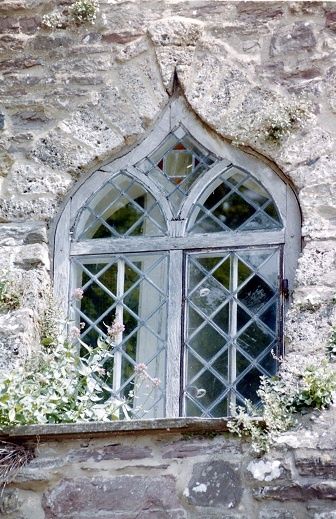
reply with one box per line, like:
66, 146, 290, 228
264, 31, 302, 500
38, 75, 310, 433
53, 98, 301, 419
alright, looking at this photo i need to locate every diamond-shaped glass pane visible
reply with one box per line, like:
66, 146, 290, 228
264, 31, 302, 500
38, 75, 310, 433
72, 252, 168, 419
138, 124, 218, 213
188, 166, 282, 234
189, 323, 227, 361
75, 174, 167, 240
187, 370, 226, 409
237, 322, 273, 358
238, 273, 275, 313
237, 368, 263, 404
184, 248, 280, 417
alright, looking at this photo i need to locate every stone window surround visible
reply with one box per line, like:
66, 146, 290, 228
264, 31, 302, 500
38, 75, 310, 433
52, 96, 302, 424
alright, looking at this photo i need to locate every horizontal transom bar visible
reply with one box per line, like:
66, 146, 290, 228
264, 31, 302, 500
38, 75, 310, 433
70, 230, 285, 256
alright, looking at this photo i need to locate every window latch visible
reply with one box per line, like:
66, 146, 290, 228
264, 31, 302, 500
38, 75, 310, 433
281, 279, 289, 299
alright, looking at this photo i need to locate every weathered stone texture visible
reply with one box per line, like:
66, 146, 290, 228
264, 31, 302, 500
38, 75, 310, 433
0, 2, 336, 518
270, 22, 317, 57
42, 475, 184, 518
184, 460, 242, 507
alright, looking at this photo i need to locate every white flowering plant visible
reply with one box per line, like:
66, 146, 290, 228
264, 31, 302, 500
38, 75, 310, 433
41, 0, 99, 30
0, 286, 162, 427
327, 326, 336, 357
41, 11, 65, 30
228, 352, 336, 454
69, 0, 99, 24
0, 334, 128, 426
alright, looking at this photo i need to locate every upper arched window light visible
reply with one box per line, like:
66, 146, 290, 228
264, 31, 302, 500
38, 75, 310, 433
54, 98, 301, 420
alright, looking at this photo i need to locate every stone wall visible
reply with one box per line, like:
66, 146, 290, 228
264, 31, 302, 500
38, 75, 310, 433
1, 0, 336, 365
1, 0, 336, 516
1, 413, 336, 519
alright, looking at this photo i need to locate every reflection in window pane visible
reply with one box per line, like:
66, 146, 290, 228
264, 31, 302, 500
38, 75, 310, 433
75, 174, 167, 240
72, 253, 168, 419
140, 124, 219, 213
184, 248, 280, 417
188, 166, 282, 234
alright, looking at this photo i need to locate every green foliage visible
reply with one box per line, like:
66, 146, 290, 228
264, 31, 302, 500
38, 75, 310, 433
38, 289, 60, 347
0, 338, 128, 427
69, 0, 99, 24
260, 99, 312, 145
228, 354, 336, 454
327, 326, 336, 357
0, 273, 21, 311
292, 361, 336, 411
42, 0, 99, 30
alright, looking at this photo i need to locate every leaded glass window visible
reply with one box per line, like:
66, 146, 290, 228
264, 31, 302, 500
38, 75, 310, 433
55, 101, 300, 421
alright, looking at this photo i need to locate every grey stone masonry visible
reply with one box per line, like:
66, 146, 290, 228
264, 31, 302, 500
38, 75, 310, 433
0, 412, 335, 519
0, 1, 336, 517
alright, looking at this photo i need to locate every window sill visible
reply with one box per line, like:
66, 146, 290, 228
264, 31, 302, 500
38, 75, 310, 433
0, 417, 250, 441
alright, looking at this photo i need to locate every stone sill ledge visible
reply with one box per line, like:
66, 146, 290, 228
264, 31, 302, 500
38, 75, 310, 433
0, 417, 251, 441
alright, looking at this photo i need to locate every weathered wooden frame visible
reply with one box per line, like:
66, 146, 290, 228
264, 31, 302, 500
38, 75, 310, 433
53, 96, 301, 419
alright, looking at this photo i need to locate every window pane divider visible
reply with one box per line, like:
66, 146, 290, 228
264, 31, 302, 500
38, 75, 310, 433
70, 230, 285, 256
165, 250, 183, 417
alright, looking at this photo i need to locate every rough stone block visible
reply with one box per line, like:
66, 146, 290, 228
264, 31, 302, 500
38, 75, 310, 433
0, 222, 47, 246
30, 128, 98, 177
0, 196, 58, 222
258, 510, 297, 519
59, 107, 125, 160
67, 442, 152, 462
148, 17, 204, 47
313, 512, 336, 519
277, 128, 334, 171
95, 87, 145, 138
5, 161, 72, 197
42, 475, 184, 518
270, 21, 317, 56
115, 36, 149, 62
295, 242, 336, 289
295, 451, 336, 478
118, 57, 168, 126
161, 435, 240, 459
183, 460, 242, 508
253, 482, 336, 501
326, 9, 336, 33
236, 1, 285, 21
0, 489, 21, 515
0, 308, 39, 370
14, 243, 50, 270
0, 145, 14, 178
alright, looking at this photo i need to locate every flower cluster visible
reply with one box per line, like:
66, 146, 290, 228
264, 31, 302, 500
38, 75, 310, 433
69, 0, 99, 25
41, 11, 65, 29
72, 288, 84, 301
105, 318, 125, 341
41, 0, 99, 31
134, 363, 160, 388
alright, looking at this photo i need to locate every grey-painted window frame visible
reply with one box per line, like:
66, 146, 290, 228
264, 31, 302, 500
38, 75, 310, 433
53, 97, 301, 419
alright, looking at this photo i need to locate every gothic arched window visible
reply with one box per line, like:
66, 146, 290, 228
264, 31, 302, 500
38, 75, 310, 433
54, 99, 301, 420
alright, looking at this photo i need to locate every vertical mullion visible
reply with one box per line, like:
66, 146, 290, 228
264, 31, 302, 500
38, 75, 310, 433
113, 259, 125, 394
229, 254, 238, 414
165, 250, 183, 417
